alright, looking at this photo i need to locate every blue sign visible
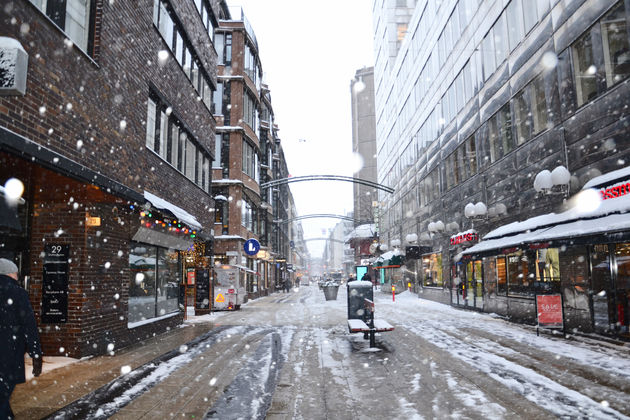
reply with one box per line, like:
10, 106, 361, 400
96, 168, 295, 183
244, 238, 260, 256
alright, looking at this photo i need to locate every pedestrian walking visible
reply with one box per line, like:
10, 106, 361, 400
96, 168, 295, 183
0, 258, 42, 419
284, 278, 291, 293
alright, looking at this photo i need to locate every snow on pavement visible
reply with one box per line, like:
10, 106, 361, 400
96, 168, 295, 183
377, 291, 630, 419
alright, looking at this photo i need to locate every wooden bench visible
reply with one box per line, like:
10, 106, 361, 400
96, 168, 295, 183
347, 298, 394, 347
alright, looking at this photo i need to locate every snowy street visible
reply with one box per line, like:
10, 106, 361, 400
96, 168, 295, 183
12, 285, 630, 419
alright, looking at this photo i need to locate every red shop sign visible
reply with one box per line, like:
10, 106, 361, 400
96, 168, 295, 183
536, 294, 563, 329
450, 231, 478, 246
600, 181, 630, 200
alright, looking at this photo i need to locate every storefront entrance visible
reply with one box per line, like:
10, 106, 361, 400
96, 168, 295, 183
591, 243, 630, 335
451, 259, 483, 310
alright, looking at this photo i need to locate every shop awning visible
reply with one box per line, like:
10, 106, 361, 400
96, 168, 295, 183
144, 191, 202, 230
344, 224, 376, 243
132, 226, 194, 251
372, 250, 404, 268
464, 187, 630, 257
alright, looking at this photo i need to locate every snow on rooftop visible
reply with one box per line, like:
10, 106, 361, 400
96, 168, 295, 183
144, 191, 202, 230
484, 189, 630, 240
345, 223, 375, 241
582, 165, 630, 189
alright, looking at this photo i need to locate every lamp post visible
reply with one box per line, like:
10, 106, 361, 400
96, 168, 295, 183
534, 165, 571, 198
427, 220, 445, 237
464, 202, 488, 230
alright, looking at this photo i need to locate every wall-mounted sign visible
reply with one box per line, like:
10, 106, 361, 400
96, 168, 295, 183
85, 216, 101, 226
195, 269, 210, 311
244, 238, 260, 256
450, 231, 478, 246
41, 244, 69, 323
600, 181, 630, 200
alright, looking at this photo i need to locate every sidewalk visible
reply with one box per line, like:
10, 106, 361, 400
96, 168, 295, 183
10, 321, 216, 419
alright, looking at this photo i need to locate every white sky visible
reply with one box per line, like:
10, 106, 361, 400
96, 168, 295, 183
226, 0, 375, 258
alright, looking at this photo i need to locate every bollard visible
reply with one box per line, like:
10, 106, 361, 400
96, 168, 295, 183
392, 285, 395, 302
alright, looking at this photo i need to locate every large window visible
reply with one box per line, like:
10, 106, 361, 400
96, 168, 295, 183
483, 104, 514, 167
570, 2, 630, 108
29, 0, 95, 54
153, 0, 215, 112
505, 249, 561, 296
444, 136, 476, 190
601, 2, 630, 87
242, 139, 258, 180
129, 243, 180, 324
146, 94, 211, 192
572, 31, 598, 107
530, 74, 548, 135
243, 90, 258, 130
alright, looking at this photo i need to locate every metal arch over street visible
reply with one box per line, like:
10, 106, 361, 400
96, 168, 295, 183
301, 237, 346, 244
260, 175, 394, 194
274, 214, 370, 225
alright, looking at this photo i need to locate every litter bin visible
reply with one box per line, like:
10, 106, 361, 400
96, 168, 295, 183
347, 280, 374, 320
323, 283, 340, 300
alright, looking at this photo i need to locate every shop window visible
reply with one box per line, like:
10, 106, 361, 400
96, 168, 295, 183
128, 242, 180, 324
483, 257, 497, 295
422, 253, 443, 287
497, 256, 507, 294
560, 246, 589, 311
507, 251, 531, 295
571, 31, 598, 107
532, 248, 561, 293
601, 2, 630, 87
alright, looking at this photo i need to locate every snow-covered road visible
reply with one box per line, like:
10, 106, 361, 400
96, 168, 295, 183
26, 284, 630, 419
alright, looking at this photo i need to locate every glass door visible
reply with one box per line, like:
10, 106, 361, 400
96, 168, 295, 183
590, 244, 613, 332
473, 260, 483, 309
614, 243, 630, 334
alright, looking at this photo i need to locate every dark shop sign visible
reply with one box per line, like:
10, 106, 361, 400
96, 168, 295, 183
195, 269, 210, 310
42, 244, 69, 323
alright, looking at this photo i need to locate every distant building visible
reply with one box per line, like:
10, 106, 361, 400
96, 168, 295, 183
212, 7, 295, 297
350, 67, 378, 228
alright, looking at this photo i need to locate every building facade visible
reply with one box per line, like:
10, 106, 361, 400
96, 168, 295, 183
0, 0, 228, 357
373, 0, 630, 337
212, 7, 296, 296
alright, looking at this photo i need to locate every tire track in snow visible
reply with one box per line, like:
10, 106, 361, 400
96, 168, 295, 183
44, 325, 251, 419
405, 322, 629, 419
203, 327, 294, 419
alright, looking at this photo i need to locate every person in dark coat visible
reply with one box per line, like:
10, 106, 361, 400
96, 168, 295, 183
0, 258, 42, 419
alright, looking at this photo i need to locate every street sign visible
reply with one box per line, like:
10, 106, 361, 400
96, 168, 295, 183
244, 238, 260, 256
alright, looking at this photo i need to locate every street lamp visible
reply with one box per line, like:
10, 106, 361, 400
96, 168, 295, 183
428, 220, 445, 235
405, 233, 418, 244
534, 165, 571, 197
464, 201, 487, 229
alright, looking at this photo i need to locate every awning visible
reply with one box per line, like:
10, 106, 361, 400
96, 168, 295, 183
464, 189, 630, 257
0, 199, 21, 231
132, 226, 194, 251
372, 250, 404, 268
0, 186, 23, 231
144, 191, 202, 230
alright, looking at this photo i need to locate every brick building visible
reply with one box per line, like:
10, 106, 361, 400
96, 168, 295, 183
212, 8, 294, 296
0, 0, 228, 357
